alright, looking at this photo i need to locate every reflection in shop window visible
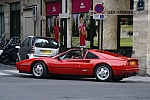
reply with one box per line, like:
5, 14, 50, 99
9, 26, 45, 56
120, 18, 133, 47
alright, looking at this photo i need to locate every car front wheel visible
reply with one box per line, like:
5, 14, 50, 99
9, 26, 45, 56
32, 61, 48, 78
94, 64, 112, 82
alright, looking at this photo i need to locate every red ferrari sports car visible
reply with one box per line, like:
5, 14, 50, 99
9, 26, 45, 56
16, 48, 140, 81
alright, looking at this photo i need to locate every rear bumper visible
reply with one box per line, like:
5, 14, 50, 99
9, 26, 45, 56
113, 68, 140, 78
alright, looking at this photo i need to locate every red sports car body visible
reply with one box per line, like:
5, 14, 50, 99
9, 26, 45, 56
16, 49, 140, 81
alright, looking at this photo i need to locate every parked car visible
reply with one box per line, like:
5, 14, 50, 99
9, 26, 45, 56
16, 48, 140, 82
17, 36, 59, 61
0, 37, 21, 65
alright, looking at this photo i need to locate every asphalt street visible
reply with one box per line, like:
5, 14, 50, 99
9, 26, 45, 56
0, 63, 150, 100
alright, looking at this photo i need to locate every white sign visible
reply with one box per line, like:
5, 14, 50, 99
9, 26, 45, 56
59, 13, 70, 18
93, 14, 104, 20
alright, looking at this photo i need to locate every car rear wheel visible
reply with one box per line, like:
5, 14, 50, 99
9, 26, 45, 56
94, 64, 112, 82
1, 54, 11, 65
32, 61, 48, 78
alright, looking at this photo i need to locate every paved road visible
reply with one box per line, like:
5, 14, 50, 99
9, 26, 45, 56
0, 63, 150, 100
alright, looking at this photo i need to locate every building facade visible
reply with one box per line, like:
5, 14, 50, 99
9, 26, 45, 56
0, 0, 149, 76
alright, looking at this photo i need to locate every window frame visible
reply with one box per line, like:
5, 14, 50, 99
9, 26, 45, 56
0, 5, 4, 37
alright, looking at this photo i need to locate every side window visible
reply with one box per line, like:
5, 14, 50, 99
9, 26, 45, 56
85, 52, 99, 59
59, 52, 69, 60
59, 50, 80, 60
22, 37, 31, 46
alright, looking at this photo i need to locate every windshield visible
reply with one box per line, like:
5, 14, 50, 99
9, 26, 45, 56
35, 38, 59, 48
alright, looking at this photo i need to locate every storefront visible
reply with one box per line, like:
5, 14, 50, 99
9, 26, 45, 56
46, 1, 61, 43
46, 0, 99, 49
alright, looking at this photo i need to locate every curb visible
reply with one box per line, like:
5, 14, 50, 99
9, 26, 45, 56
123, 76, 150, 82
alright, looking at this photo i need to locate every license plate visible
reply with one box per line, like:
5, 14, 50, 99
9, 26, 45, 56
42, 50, 51, 54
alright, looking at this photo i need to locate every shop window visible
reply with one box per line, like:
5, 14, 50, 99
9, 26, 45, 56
46, 16, 60, 42
0, 5, 4, 37
118, 15, 133, 48
46, 1, 61, 42
72, 13, 93, 48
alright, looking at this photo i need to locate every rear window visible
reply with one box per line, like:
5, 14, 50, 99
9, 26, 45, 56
85, 52, 99, 59
35, 38, 59, 48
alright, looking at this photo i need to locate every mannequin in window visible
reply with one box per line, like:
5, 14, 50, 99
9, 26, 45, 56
53, 16, 60, 42
78, 14, 87, 48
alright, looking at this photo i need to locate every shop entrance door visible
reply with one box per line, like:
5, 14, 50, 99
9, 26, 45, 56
59, 18, 67, 52
117, 15, 133, 57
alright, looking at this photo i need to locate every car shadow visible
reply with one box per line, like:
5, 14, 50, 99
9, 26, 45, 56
15, 74, 146, 83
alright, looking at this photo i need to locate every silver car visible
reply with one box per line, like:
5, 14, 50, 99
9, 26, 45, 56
17, 36, 59, 61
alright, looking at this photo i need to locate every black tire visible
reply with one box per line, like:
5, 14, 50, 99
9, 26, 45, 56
1, 54, 11, 65
112, 78, 123, 82
94, 64, 112, 82
32, 61, 48, 78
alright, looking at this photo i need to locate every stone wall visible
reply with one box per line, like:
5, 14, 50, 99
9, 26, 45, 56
133, 0, 150, 76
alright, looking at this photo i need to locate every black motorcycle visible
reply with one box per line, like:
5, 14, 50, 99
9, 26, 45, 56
0, 37, 21, 65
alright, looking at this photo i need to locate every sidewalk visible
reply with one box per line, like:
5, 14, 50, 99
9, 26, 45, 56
123, 76, 150, 82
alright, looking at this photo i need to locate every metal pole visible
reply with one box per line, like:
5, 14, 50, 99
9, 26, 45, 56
34, 21, 36, 36
100, 20, 103, 50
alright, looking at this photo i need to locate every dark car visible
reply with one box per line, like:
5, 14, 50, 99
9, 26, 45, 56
0, 37, 21, 65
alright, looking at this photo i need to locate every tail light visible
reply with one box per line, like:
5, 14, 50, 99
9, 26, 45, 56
31, 46, 35, 53
126, 60, 139, 66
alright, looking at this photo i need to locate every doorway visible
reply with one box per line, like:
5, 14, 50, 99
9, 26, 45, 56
59, 18, 67, 52
117, 15, 133, 57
